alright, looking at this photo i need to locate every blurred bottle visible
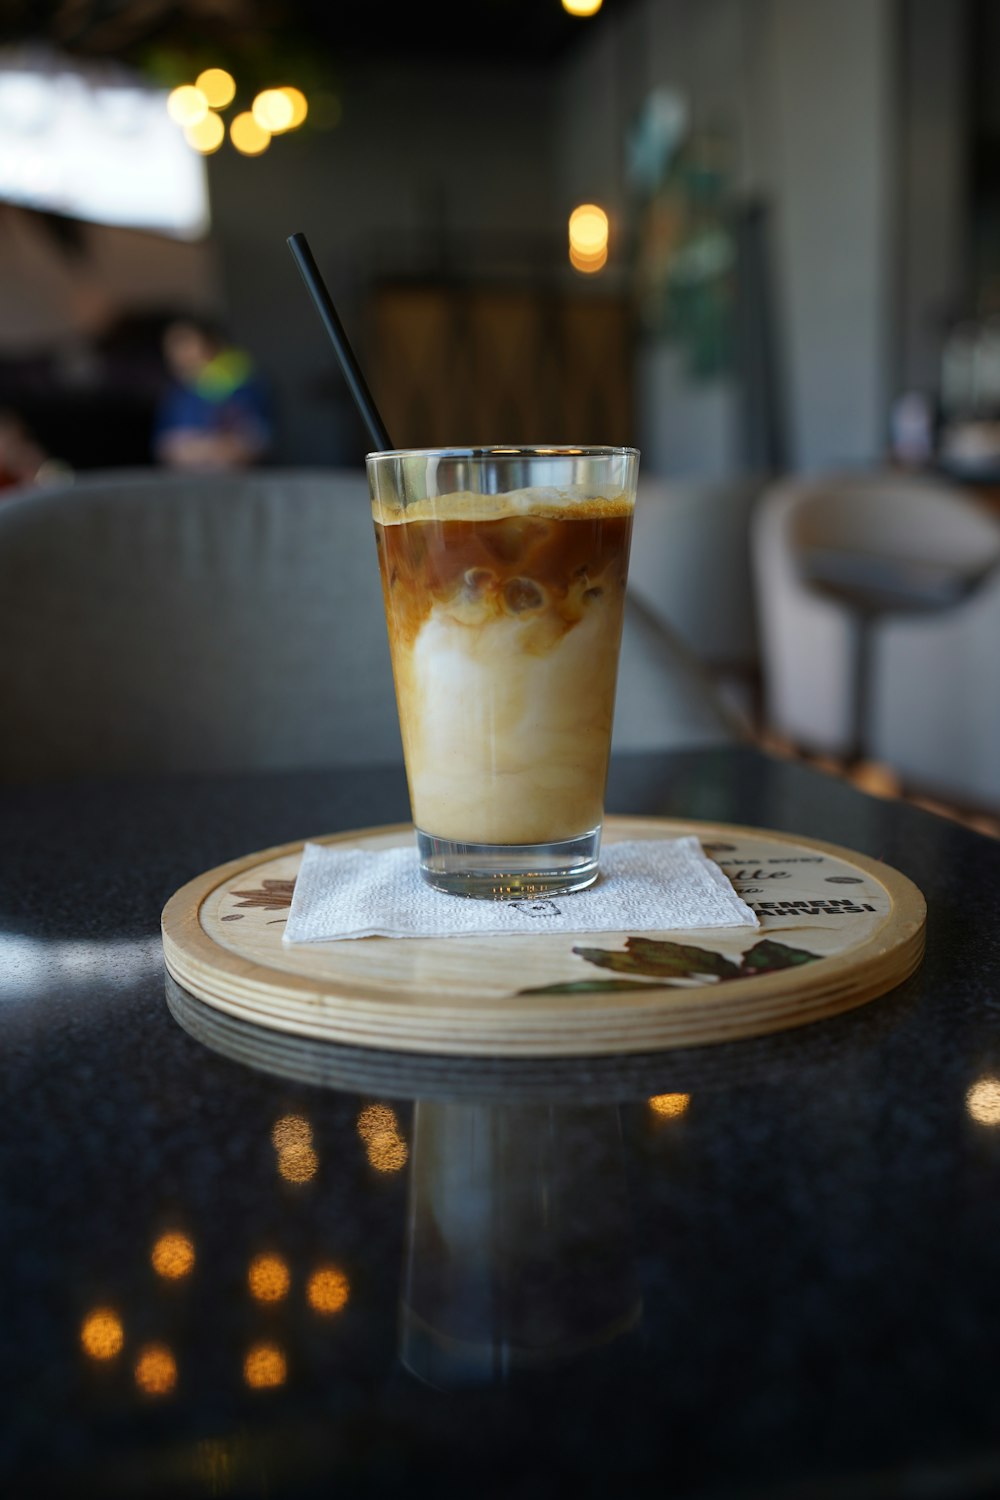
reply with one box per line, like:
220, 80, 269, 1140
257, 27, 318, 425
889, 391, 935, 468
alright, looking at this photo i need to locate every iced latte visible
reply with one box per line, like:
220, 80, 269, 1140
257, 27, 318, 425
368, 448, 638, 897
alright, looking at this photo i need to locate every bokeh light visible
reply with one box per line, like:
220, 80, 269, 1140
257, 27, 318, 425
366, 1131, 409, 1173
167, 85, 208, 128
307, 1265, 350, 1315
230, 111, 270, 156
184, 111, 225, 154
248, 1252, 290, 1302
570, 244, 608, 273
196, 68, 236, 109
562, 0, 603, 12
244, 1342, 287, 1388
357, 1103, 409, 1172
967, 1076, 1000, 1125
277, 1143, 319, 1183
648, 1093, 690, 1119
279, 87, 308, 129
568, 203, 609, 274
134, 1343, 177, 1396
81, 1307, 124, 1360
272, 1114, 312, 1151
252, 89, 294, 133
356, 1103, 397, 1142
151, 1231, 196, 1279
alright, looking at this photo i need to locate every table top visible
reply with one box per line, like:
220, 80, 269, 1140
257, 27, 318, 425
4, 747, 1000, 1499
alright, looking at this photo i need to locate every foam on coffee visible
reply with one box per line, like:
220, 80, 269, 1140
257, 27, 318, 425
374, 487, 634, 845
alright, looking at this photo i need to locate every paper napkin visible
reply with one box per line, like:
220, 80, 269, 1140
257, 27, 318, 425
283, 836, 758, 942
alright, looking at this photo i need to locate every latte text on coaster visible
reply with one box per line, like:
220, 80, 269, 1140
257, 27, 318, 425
161, 815, 926, 1059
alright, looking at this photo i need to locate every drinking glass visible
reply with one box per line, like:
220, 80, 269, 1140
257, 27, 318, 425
367, 446, 639, 898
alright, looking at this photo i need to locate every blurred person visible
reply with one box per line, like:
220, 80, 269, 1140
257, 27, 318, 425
0, 409, 57, 490
155, 316, 272, 470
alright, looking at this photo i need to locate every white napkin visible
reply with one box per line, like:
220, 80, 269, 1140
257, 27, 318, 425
283, 836, 758, 942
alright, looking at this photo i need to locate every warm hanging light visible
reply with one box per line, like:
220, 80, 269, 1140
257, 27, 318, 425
184, 111, 225, 154
275, 87, 308, 130
568, 203, 609, 273
167, 84, 208, 127
230, 111, 270, 156
252, 89, 294, 133
196, 68, 236, 109
562, 0, 603, 15
570, 244, 608, 273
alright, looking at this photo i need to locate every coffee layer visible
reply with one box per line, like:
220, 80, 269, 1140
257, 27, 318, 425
374, 493, 633, 845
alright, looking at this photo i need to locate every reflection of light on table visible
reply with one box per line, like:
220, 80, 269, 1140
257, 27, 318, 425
272, 1114, 317, 1181
366, 1131, 409, 1172
357, 1103, 408, 1172
81, 1307, 124, 1359
271, 1114, 312, 1150
244, 1342, 286, 1388
248, 1253, 290, 1302
648, 1093, 690, 1119
277, 1142, 318, 1182
151, 1231, 195, 1279
307, 1266, 350, 1315
966, 1076, 1000, 1124
356, 1103, 396, 1142
134, 1342, 177, 1396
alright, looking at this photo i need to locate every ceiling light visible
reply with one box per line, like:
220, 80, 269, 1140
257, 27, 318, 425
184, 110, 224, 154
230, 111, 270, 156
167, 85, 208, 128
568, 203, 609, 273
196, 68, 236, 109
252, 89, 293, 133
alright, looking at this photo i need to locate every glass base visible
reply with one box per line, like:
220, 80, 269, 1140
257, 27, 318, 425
416, 827, 601, 900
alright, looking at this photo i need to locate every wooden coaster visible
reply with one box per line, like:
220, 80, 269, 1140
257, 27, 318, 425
161, 816, 926, 1058
165, 970, 914, 1104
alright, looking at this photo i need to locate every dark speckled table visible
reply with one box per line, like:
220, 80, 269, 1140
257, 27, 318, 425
4, 747, 1000, 1500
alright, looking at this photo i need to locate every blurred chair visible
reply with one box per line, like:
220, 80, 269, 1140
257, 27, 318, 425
0, 469, 401, 779
614, 593, 743, 753
628, 476, 762, 674
0, 469, 737, 782
872, 547, 1000, 810
752, 472, 1000, 789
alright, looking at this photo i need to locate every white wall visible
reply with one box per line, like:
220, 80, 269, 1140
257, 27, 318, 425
553, 0, 899, 476
763, 0, 895, 471
896, 0, 967, 393
206, 60, 559, 465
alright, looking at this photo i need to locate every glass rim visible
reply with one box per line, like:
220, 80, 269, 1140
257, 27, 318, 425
366, 444, 639, 463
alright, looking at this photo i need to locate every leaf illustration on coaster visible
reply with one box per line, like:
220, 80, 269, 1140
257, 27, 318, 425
736, 938, 821, 974
515, 936, 823, 998
573, 937, 741, 981
230, 878, 296, 910
517, 978, 662, 996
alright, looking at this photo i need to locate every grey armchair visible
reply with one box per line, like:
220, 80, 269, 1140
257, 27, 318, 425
0, 469, 736, 781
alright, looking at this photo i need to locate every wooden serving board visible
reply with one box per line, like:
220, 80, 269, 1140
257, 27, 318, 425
161, 816, 926, 1058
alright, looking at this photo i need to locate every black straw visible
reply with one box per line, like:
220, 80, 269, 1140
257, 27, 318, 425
286, 231, 394, 453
